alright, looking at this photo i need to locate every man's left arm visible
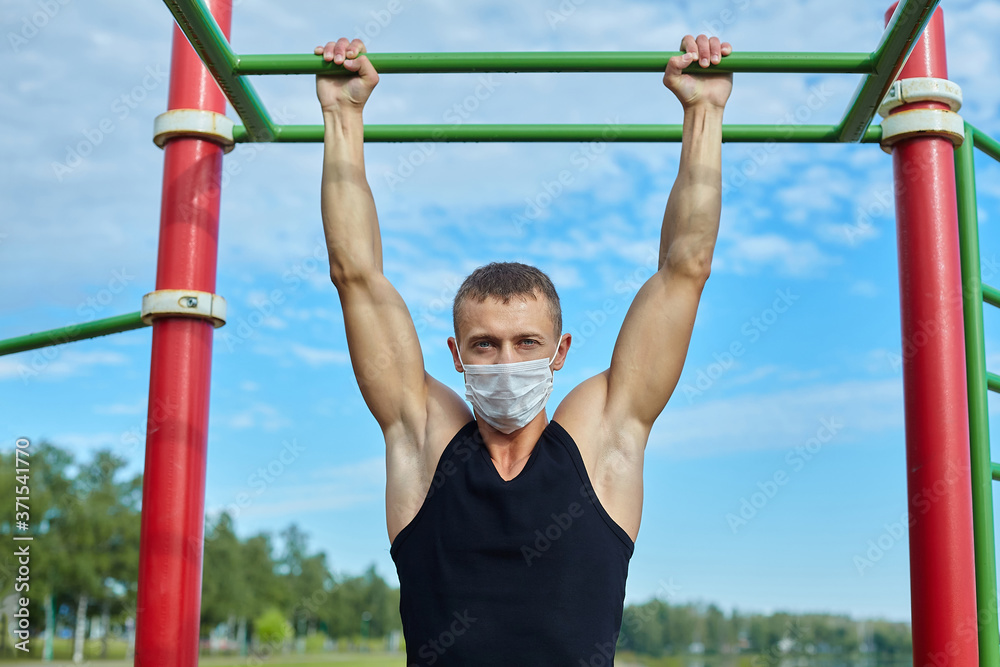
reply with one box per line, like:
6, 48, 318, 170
603, 34, 732, 434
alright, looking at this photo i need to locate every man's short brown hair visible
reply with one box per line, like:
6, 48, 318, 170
453, 262, 562, 338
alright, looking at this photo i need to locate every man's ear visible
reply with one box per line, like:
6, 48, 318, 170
447, 336, 464, 372
553, 333, 571, 371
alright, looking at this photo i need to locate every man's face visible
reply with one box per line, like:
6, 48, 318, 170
451, 291, 562, 368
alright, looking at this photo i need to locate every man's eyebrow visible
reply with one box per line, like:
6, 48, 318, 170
465, 331, 547, 340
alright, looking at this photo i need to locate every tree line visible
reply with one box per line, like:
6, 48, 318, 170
1, 442, 910, 658
618, 600, 911, 658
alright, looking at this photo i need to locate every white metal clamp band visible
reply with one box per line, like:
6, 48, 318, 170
877, 77, 963, 117
153, 109, 236, 153
141, 290, 227, 328
879, 108, 965, 153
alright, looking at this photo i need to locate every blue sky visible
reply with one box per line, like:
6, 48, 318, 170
3, 0, 1000, 623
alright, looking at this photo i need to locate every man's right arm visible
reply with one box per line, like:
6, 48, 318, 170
316, 39, 436, 444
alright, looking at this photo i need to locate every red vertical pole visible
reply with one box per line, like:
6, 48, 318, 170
886, 5, 979, 664
134, 1, 231, 664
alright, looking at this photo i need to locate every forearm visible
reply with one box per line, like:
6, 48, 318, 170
321, 107, 383, 283
658, 104, 724, 278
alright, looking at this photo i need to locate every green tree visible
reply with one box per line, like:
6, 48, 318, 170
255, 607, 292, 646
704, 604, 726, 653
279, 524, 332, 634
201, 512, 252, 633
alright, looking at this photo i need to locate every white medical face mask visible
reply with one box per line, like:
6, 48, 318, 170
457, 337, 563, 434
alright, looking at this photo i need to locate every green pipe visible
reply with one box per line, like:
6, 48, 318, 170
162, 0, 276, 142
984, 283, 1000, 309
0, 312, 148, 357
837, 0, 940, 143
956, 122, 1000, 667
991, 373, 1000, 394
237, 123, 883, 144
992, 463, 1000, 482
972, 125, 1000, 163
235, 51, 875, 76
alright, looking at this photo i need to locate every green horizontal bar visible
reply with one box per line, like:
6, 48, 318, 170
0, 312, 148, 357
989, 372, 1000, 394
837, 0, 939, 142
984, 283, 1000, 309
994, 463, 1000, 482
235, 51, 874, 76
972, 125, 1000, 164
236, 124, 883, 144
163, 0, 276, 141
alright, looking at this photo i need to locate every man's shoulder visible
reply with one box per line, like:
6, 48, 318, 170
553, 369, 610, 425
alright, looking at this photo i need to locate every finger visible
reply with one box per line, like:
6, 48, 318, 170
678, 34, 697, 57
666, 51, 694, 77
709, 36, 722, 64
696, 34, 711, 67
346, 54, 379, 82
347, 38, 367, 59
721, 42, 733, 56
357, 54, 379, 81
322, 40, 342, 62
333, 37, 351, 64
320, 41, 338, 62
314, 46, 323, 55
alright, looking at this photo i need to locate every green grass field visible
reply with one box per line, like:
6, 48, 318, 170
0, 642, 661, 666
0, 638, 404, 665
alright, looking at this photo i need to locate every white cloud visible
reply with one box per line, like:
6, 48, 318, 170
850, 280, 879, 298
94, 401, 145, 416
45, 432, 123, 450
313, 456, 386, 485
727, 364, 779, 387
221, 402, 291, 432
290, 343, 350, 367
207, 456, 385, 519
720, 232, 840, 277
653, 378, 903, 458
0, 350, 129, 382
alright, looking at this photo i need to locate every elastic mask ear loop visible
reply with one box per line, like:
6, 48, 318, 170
548, 334, 564, 366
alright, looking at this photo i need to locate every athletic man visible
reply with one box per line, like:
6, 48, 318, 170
316, 33, 732, 665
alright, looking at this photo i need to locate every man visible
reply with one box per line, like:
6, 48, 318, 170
315, 33, 732, 665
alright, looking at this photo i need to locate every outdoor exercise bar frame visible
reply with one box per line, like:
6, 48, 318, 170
4, 0, 1000, 663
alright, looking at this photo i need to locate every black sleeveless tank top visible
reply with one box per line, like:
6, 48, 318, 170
390, 419, 634, 666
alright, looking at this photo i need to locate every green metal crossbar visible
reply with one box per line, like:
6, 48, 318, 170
233, 124, 884, 144
0, 312, 147, 357
957, 120, 1000, 667
975, 126, 1000, 163
984, 283, 1000, 309
235, 51, 876, 75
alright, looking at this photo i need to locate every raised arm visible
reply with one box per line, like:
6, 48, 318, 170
603, 34, 732, 432
316, 39, 433, 439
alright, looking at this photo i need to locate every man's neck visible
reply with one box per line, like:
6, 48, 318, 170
477, 411, 549, 480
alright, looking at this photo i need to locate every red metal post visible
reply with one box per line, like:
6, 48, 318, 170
886, 5, 979, 663
134, 1, 231, 664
